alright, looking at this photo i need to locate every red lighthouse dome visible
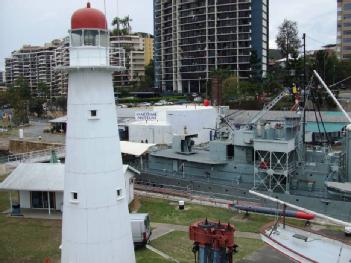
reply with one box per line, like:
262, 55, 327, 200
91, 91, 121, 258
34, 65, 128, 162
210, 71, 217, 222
71, 2, 107, 30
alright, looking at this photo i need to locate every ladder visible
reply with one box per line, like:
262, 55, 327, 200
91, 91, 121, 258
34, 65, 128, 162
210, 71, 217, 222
249, 89, 290, 125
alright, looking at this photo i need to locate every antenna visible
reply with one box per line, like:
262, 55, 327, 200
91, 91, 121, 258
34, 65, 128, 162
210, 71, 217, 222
103, 0, 108, 65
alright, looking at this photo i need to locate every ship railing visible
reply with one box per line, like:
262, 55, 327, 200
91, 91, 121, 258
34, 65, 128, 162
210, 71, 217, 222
135, 179, 260, 203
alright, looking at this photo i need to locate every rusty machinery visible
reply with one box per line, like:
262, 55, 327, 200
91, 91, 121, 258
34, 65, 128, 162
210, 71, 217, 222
189, 219, 237, 263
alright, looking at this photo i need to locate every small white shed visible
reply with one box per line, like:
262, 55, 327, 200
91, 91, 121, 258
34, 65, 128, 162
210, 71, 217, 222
0, 163, 138, 214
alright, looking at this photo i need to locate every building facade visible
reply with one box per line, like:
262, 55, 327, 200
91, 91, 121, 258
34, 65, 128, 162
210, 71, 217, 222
5, 34, 153, 98
154, 0, 269, 93
144, 35, 154, 65
5, 39, 69, 98
0, 70, 5, 84
337, 0, 351, 60
110, 34, 153, 89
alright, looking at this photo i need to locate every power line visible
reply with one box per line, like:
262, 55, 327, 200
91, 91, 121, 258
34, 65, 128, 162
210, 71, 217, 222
330, 75, 351, 88
306, 36, 330, 48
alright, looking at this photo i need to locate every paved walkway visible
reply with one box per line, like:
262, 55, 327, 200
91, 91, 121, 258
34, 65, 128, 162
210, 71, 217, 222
146, 245, 179, 263
150, 222, 260, 240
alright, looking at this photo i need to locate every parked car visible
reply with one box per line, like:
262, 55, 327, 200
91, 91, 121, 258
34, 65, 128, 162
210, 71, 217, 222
117, 104, 128, 108
130, 213, 152, 247
154, 100, 167, 106
194, 96, 203, 103
138, 102, 152, 107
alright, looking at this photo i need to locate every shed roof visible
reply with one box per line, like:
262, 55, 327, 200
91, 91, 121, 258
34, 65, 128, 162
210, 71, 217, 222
120, 141, 155, 157
0, 163, 138, 192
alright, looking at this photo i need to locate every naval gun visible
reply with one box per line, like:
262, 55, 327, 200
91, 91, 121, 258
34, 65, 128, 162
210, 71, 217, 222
172, 133, 198, 155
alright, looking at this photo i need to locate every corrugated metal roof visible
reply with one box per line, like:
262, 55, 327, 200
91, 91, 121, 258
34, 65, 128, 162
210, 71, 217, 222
0, 163, 64, 191
0, 163, 137, 192
120, 141, 156, 157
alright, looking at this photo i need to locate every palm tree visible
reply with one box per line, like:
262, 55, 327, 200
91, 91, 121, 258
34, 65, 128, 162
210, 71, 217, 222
120, 16, 133, 34
112, 17, 121, 31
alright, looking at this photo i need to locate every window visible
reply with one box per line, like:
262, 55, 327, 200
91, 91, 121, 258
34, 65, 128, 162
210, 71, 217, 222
90, 110, 97, 117
116, 189, 123, 200
84, 30, 99, 46
100, 31, 109, 47
71, 192, 78, 202
71, 30, 83, 47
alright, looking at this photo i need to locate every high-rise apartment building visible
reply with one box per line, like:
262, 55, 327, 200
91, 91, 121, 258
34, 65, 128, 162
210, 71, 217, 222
5, 33, 153, 97
337, 0, 351, 60
0, 71, 5, 84
5, 39, 69, 98
110, 34, 153, 88
154, 0, 269, 93
144, 35, 154, 65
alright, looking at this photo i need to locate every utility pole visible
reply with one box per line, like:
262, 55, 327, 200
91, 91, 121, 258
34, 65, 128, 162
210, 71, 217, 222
303, 33, 306, 144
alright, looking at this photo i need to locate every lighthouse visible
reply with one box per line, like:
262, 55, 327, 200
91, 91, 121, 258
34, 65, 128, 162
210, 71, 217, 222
60, 3, 135, 263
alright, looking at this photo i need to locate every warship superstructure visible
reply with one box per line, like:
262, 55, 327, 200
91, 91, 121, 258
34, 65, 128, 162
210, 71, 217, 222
138, 72, 351, 222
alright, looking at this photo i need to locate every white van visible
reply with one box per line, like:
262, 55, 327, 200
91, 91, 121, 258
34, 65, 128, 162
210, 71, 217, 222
130, 213, 152, 247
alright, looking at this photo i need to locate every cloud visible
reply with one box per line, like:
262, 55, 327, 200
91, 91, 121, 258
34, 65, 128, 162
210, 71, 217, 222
269, 0, 336, 49
0, 0, 336, 71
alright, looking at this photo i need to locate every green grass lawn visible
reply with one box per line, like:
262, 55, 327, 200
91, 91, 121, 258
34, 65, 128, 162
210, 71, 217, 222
0, 192, 308, 262
0, 174, 11, 212
0, 217, 61, 263
135, 248, 173, 263
137, 196, 275, 233
150, 231, 265, 263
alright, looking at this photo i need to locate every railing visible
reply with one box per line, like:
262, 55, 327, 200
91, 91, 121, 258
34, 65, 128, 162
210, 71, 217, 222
2, 146, 65, 165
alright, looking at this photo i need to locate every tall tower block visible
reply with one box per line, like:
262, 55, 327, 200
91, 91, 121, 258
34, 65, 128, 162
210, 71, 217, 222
60, 3, 135, 262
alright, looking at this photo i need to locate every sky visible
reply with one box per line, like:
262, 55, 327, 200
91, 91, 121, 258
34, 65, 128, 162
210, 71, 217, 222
0, 0, 337, 71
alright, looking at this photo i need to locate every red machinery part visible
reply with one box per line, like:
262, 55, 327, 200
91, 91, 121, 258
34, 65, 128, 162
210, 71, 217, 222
295, 211, 315, 220
189, 219, 236, 263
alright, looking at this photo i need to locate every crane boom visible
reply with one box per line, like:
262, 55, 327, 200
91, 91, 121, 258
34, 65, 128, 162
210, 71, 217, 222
249, 88, 290, 124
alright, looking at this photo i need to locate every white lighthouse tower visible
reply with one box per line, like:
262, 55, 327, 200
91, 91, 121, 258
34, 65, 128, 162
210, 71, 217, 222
60, 3, 135, 263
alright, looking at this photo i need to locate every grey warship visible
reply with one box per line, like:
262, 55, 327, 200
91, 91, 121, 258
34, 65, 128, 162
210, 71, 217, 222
137, 71, 351, 222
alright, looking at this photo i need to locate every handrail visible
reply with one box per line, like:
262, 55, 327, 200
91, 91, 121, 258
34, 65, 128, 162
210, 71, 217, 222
3, 146, 65, 164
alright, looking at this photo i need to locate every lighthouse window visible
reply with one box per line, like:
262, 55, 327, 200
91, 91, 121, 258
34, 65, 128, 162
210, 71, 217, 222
71, 30, 83, 47
116, 189, 123, 200
70, 192, 79, 203
84, 30, 99, 46
100, 31, 108, 47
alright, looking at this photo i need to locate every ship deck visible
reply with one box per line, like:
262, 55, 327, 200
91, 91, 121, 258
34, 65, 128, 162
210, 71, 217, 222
261, 224, 351, 263
150, 149, 227, 165
326, 182, 351, 194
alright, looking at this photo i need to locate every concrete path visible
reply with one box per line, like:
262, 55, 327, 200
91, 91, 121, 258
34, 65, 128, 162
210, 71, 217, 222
146, 244, 180, 263
151, 222, 260, 240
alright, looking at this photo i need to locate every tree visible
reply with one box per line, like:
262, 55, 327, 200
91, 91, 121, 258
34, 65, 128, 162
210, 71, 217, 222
111, 16, 133, 36
7, 77, 31, 125
222, 75, 239, 104
250, 49, 262, 82
55, 96, 67, 112
276, 19, 301, 63
38, 81, 49, 99
121, 16, 133, 34
144, 60, 155, 89
313, 50, 338, 85
29, 97, 45, 117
